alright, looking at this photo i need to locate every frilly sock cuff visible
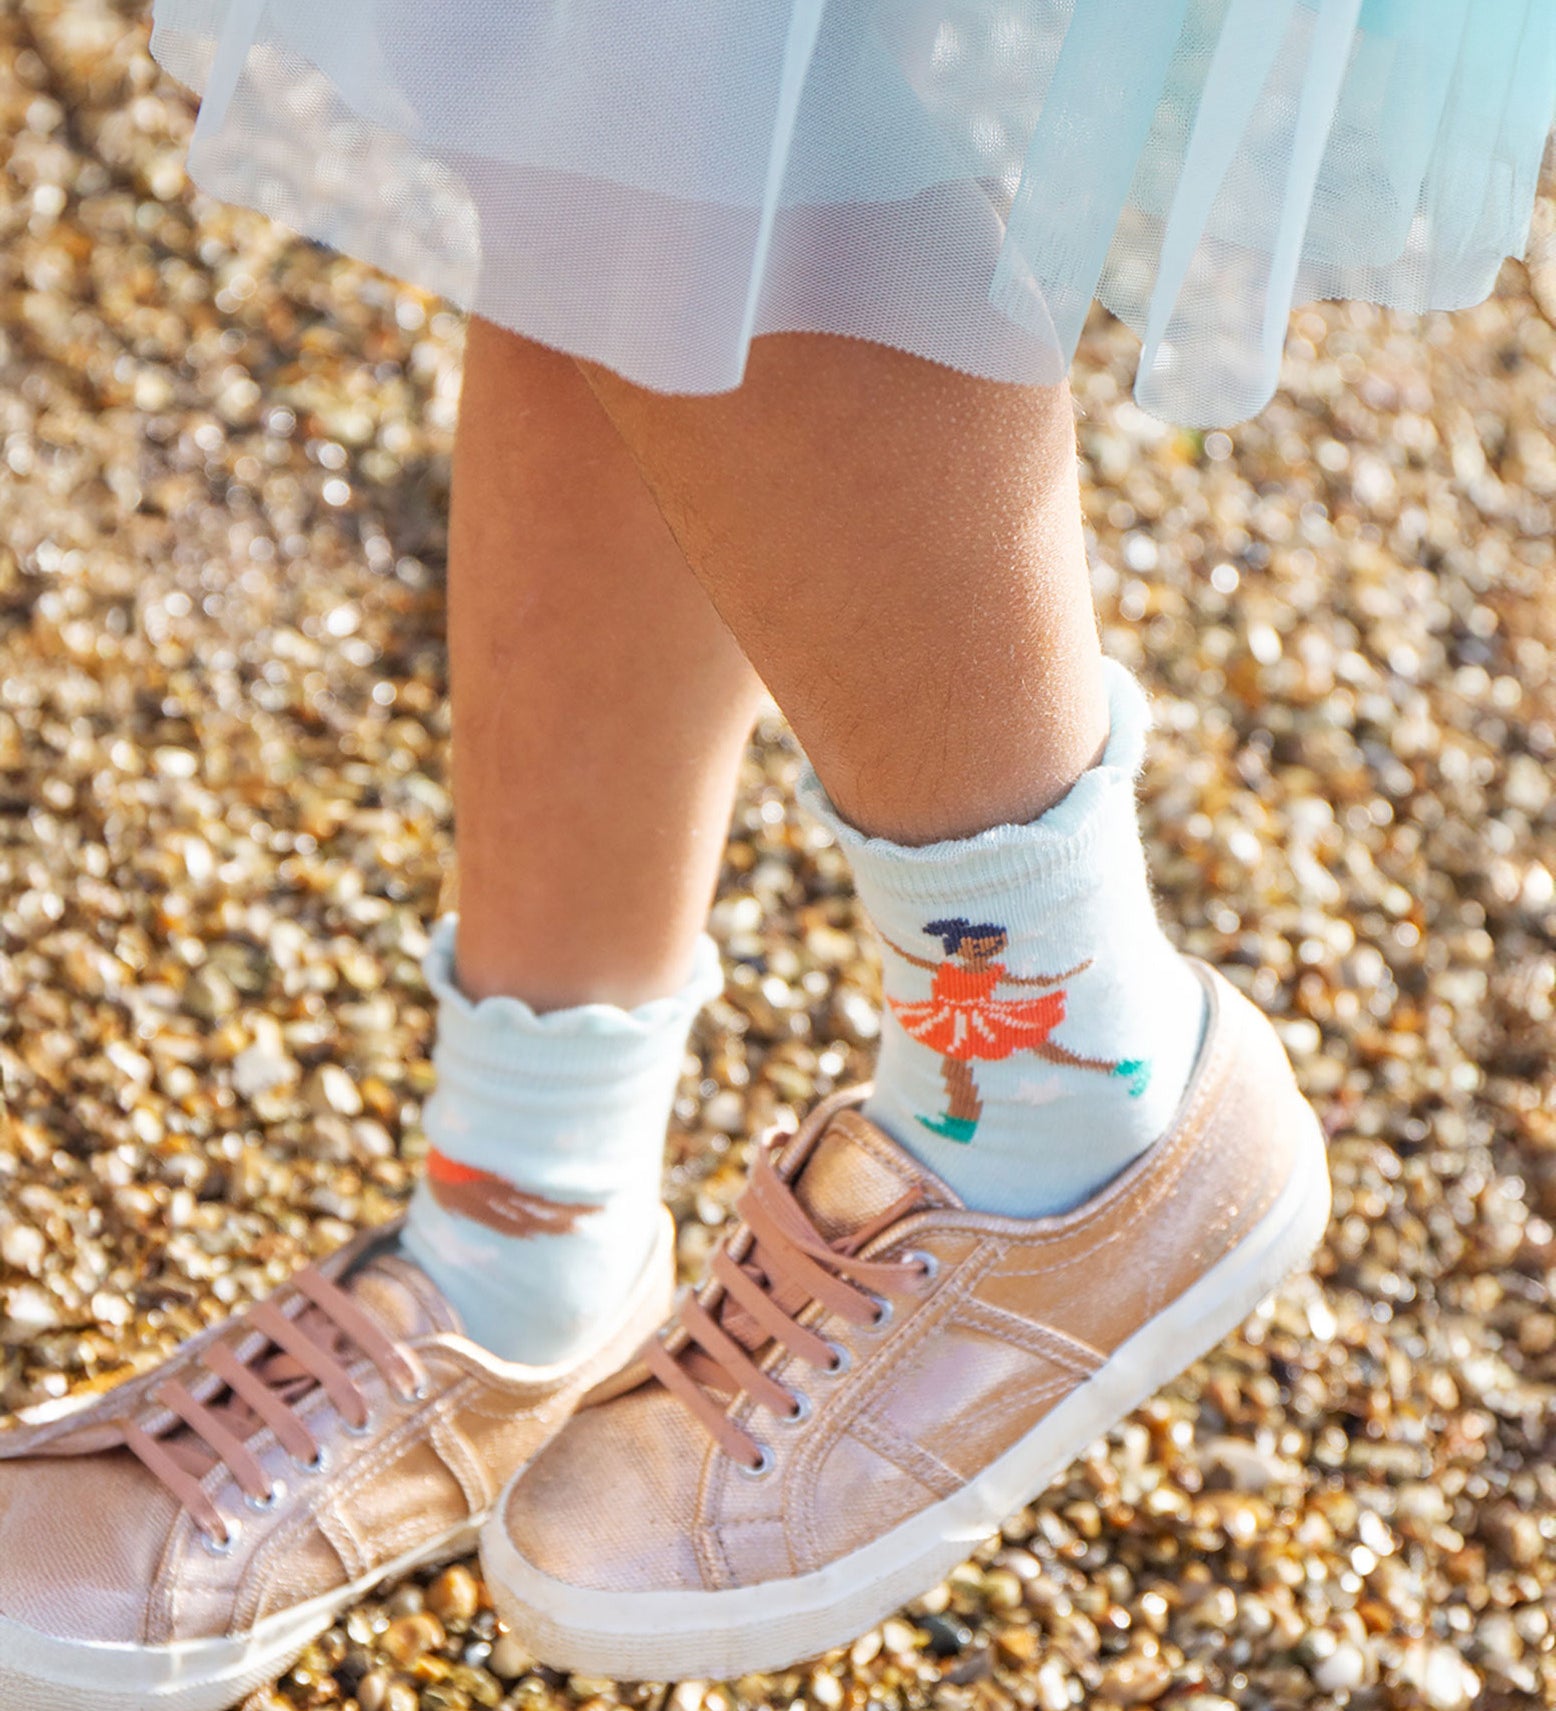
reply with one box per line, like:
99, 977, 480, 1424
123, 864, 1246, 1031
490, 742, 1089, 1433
794, 658, 1153, 915
422, 916, 725, 1084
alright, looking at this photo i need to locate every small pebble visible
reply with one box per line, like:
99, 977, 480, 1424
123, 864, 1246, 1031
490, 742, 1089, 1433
808, 1669, 843, 1708
918, 1614, 973, 1657
425, 1565, 480, 1626
1311, 1641, 1369, 1694
486, 1634, 534, 1681
357, 1672, 418, 1711
381, 1613, 447, 1667
995, 1625, 1040, 1666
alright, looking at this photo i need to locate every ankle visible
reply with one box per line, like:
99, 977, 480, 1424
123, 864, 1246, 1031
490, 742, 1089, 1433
814, 665, 1111, 847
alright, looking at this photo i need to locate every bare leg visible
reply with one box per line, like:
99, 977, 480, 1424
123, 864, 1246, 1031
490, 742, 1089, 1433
450, 320, 765, 1010
576, 334, 1106, 845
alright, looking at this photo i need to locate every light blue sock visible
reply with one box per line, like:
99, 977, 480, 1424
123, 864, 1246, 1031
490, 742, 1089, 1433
400, 918, 723, 1364
797, 661, 1206, 1218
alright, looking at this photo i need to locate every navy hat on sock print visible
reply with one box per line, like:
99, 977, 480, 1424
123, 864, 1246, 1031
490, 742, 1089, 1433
924, 919, 1007, 955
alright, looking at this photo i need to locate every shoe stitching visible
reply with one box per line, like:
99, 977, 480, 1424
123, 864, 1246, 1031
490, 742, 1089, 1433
800, 1330, 1072, 1567
430, 1392, 498, 1515
706, 1516, 799, 1592
985, 1060, 1229, 1283
950, 1295, 1106, 1379
231, 1382, 465, 1633
699, 1436, 792, 1591
962, 1371, 1076, 1443
785, 1237, 1003, 1568
847, 1411, 965, 1502
776, 1243, 982, 1568
229, 1406, 416, 1633
313, 1495, 370, 1584
695, 1440, 735, 1590
816, 1113, 958, 1206
148, 1506, 183, 1648
693, 1517, 736, 1591
454, 1391, 555, 1422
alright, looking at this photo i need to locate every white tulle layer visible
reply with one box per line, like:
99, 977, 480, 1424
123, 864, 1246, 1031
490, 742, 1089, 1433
150, 0, 1556, 424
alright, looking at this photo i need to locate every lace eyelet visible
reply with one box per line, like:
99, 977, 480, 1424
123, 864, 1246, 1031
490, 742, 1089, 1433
290, 1446, 329, 1477
737, 1444, 775, 1479
396, 1376, 432, 1406
778, 1390, 811, 1426
819, 1341, 851, 1378
343, 1410, 377, 1439
866, 1293, 894, 1331
200, 1521, 240, 1556
905, 1249, 940, 1285
243, 1481, 283, 1513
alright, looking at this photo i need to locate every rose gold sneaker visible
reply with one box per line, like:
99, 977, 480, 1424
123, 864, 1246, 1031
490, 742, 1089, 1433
0, 1214, 673, 1711
481, 965, 1331, 1679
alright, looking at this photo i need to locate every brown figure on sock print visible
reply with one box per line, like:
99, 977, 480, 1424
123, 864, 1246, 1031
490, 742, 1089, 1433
425, 1148, 602, 1239
881, 918, 1151, 1142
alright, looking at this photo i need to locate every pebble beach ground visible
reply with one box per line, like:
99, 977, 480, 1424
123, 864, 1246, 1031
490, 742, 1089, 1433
2, 4, 1555, 1708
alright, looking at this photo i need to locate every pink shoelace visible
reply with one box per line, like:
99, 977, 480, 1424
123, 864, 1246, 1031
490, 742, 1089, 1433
648, 1141, 929, 1472
120, 1264, 428, 1549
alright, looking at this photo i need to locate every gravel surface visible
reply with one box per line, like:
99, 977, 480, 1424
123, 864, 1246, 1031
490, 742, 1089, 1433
2, 5, 1555, 1709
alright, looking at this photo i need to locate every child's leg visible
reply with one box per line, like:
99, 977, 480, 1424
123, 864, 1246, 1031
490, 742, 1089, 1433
401, 323, 765, 1360
450, 319, 764, 1009
486, 336, 1327, 1677
577, 334, 1203, 1215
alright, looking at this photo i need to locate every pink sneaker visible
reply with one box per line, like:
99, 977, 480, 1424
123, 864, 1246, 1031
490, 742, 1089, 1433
0, 1215, 673, 1711
480, 964, 1331, 1678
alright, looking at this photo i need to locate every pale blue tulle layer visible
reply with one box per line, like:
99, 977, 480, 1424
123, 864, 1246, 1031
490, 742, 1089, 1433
150, 0, 1556, 424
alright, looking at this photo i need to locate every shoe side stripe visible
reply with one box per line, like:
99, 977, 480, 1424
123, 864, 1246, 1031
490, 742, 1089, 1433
314, 1498, 370, 1583
950, 1296, 1105, 1380
846, 1412, 964, 1503
430, 1392, 495, 1517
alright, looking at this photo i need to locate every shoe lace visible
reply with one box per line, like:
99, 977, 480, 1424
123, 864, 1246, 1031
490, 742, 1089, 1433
119, 1264, 428, 1548
648, 1139, 928, 1470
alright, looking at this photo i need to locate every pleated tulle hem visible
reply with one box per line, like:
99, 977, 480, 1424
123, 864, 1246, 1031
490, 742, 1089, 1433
151, 0, 1556, 424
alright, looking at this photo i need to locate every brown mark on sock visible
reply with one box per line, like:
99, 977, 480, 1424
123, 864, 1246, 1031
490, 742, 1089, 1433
426, 1149, 600, 1238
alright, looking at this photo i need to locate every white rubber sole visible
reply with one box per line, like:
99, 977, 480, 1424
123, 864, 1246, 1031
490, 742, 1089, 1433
483, 1120, 1333, 1681
0, 1519, 481, 1711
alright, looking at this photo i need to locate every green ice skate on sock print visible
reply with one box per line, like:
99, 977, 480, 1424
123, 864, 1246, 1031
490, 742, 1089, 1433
917, 1112, 978, 1144
1114, 1058, 1152, 1098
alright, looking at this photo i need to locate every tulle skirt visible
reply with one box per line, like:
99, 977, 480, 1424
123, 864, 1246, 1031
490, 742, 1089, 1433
150, 0, 1556, 425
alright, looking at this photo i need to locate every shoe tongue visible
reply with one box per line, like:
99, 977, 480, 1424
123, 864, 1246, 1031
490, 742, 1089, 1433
347, 1251, 462, 1339
787, 1109, 960, 1247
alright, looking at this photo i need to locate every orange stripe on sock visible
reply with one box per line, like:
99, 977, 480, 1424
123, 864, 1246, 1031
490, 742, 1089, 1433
426, 1149, 491, 1189
425, 1148, 600, 1239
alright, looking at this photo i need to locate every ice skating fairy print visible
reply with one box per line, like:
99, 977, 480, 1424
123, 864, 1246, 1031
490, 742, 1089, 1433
882, 918, 1151, 1143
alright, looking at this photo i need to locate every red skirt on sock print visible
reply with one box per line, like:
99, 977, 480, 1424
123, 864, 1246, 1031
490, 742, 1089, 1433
888, 962, 1066, 1062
